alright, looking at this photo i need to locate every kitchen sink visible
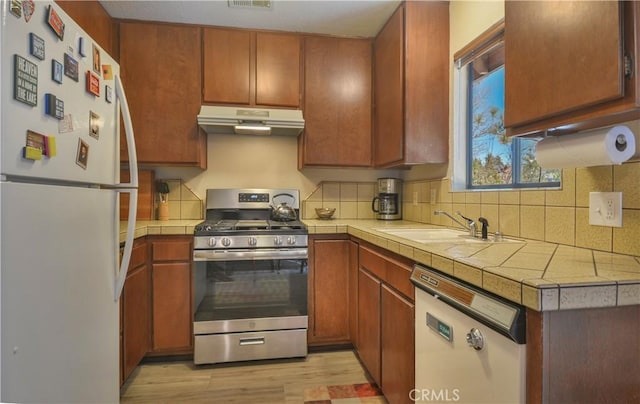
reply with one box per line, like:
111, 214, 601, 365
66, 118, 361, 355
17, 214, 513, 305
374, 228, 522, 244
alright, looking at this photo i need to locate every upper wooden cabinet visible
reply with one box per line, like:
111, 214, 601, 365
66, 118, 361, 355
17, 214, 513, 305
203, 28, 302, 108
300, 36, 373, 168
373, 1, 449, 168
56, 1, 114, 56
505, 1, 640, 136
119, 22, 206, 168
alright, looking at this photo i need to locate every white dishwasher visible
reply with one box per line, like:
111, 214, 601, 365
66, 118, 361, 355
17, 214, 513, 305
410, 264, 527, 404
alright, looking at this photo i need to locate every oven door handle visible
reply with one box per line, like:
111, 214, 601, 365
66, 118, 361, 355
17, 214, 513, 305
193, 248, 308, 261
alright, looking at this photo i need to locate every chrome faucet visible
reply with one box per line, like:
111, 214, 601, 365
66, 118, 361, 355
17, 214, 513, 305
434, 210, 477, 237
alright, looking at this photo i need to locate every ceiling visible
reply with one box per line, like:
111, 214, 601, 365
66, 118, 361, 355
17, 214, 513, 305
99, 0, 402, 37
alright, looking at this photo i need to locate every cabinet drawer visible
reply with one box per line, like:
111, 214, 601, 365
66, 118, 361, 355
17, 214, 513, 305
129, 240, 148, 269
359, 246, 386, 280
385, 258, 414, 301
194, 329, 307, 365
360, 244, 414, 301
151, 238, 192, 261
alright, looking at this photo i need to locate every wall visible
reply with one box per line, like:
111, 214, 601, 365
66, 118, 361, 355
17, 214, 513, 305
154, 133, 400, 202
401, 0, 640, 257
402, 163, 640, 256
152, 2, 493, 208
153, 0, 640, 255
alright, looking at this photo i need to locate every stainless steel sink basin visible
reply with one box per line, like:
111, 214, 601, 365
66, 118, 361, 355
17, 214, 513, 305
374, 228, 521, 244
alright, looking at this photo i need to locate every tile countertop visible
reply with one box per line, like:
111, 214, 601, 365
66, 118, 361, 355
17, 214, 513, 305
305, 219, 640, 312
119, 220, 201, 242
122, 219, 640, 312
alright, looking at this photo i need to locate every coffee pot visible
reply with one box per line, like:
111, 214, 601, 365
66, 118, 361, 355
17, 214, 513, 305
372, 178, 402, 220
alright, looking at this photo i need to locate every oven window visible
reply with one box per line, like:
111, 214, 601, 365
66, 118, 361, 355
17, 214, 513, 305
194, 259, 308, 322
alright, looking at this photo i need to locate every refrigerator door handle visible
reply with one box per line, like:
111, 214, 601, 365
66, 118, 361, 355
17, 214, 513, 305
115, 188, 138, 301
115, 74, 138, 188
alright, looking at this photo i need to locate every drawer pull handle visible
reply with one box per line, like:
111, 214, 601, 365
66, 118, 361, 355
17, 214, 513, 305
239, 337, 265, 346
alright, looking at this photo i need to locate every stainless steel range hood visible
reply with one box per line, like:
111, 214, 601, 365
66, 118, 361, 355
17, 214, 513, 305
197, 105, 305, 136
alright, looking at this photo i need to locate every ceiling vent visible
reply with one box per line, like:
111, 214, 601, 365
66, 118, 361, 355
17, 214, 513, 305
227, 0, 272, 9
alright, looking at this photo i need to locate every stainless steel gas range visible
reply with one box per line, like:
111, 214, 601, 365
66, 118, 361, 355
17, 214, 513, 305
192, 188, 308, 365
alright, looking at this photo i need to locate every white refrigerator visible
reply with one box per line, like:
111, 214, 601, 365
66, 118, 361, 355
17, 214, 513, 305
0, 0, 138, 402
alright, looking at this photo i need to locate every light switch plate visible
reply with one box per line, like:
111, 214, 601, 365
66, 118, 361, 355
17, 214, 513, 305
589, 192, 622, 227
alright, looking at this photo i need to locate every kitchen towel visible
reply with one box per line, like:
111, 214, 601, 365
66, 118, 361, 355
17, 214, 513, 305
535, 125, 636, 169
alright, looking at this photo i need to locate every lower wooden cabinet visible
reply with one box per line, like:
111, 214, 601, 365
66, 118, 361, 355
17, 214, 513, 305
121, 238, 150, 384
308, 235, 351, 345
357, 243, 415, 404
381, 284, 415, 404
150, 236, 193, 354
357, 268, 382, 385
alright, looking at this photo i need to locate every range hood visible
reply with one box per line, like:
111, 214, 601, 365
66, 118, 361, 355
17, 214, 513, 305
197, 105, 305, 136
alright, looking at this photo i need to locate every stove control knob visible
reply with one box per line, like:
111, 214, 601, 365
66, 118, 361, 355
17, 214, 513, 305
221, 237, 231, 247
208, 237, 216, 247
274, 236, 283, 246
248, 237, 258, 246
287, 236, 297, 245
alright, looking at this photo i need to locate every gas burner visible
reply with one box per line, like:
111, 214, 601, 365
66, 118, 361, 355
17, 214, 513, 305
235, 220, 269, 230
194, 189, 307, 238
268, 220, 305, 230
194, 220, 235, 233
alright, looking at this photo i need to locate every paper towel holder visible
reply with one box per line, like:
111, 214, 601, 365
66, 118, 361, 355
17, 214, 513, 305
615, 134, 627, 152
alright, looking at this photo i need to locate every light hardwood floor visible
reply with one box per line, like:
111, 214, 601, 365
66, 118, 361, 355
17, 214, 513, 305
120, 350, 382, 403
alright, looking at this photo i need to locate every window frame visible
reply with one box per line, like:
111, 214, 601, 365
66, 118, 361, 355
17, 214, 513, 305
452, 20, 561, 191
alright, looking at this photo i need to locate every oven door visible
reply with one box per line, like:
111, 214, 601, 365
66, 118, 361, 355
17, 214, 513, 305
193, 255, 308, 335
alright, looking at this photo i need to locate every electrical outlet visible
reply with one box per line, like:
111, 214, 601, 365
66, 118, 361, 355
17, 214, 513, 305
413, 191, 419, 206
589, 192, 622, 227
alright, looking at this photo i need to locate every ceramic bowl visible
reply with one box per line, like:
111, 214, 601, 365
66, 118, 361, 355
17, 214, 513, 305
315, 207, 336, 219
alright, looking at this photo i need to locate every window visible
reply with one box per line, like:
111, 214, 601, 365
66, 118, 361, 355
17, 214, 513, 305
452, 22, 560, 190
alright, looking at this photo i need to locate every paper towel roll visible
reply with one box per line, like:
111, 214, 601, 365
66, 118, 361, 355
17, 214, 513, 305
535, 125, 636, 169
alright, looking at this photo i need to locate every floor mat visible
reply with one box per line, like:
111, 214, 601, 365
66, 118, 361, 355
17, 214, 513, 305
303, 382, 387, 403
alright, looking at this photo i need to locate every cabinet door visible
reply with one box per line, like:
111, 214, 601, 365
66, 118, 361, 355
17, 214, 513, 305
357, 268, 381, 386
505, 1, 623, 128
349, 241, 359, 348
309, 238, 350, 344
303, 36, 372, 167
119, 22, 204, 167
256, 33, 301, 107
56, 1, 113, 55
381, 284, 415, 404
122, 264, 150, 380
203, 28, 251, 104
152, 262, 192, 351
373, 2, 449, 167
373, 5, 404, 167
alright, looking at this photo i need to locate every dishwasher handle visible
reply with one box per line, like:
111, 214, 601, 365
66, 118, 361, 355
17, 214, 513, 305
466, 328, 485, 350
